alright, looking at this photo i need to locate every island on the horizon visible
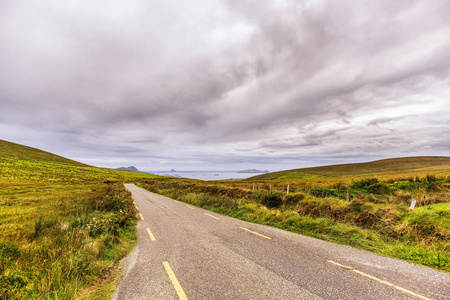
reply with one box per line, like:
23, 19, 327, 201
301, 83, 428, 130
237, 169, 269, 174
115, 166, 139, 172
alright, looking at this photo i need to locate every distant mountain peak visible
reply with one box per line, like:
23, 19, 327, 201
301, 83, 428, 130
115, 166, 139, 172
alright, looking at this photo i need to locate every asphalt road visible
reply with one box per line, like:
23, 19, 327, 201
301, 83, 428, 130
113, 183, 449, 300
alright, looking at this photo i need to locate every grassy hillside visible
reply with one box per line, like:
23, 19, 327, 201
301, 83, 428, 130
0, 139, 87, 166
0, 140, 161, 299
249, 156, 450, 180
139, 171, 450, 272
136, 156, 450, 272
0, 140, 162, 183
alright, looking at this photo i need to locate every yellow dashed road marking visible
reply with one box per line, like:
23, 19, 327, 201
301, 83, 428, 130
139, 213, 144, 220
163, 262, 188, 300
240, 227, 272, 240
146, 228, 155, 241
185, 205, 195, 210
327, 260, 353, 270
327, 260, 433, 300
205, 213, 219, 220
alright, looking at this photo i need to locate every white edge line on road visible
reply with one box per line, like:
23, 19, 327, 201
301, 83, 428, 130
139, 213, 144, 220
163, 261, 188, 300
205, 213, 219, 220
327, 260, 434, 300
239, 227, 272, 240
146, 228, 155, 241
185, 205, 195, 210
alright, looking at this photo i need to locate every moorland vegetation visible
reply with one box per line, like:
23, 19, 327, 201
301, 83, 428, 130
0, 140, 161, 299
138, 157, 450, 273
1, 139, 449, 299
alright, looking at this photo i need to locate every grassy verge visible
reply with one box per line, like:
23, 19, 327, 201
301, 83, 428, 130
0, 140, 164, 299
0, 157, 161, 183
0, 181, 137, 299
249, 156, 450, 180
138, 178, 449, 272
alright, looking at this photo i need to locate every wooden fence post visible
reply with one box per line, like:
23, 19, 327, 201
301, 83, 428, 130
409, 199, 417, 210
287, 184, 290, 195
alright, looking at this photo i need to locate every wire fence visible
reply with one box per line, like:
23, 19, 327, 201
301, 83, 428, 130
246, 183, 450, 205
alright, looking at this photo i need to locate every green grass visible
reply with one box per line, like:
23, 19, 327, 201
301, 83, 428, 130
277, 172, 324, 180
0, 157, 161, 183
249, 156, 450, 180
0, 140, 87, 166
138, 177, 450, 272
416, 203, 450, 226
0, 181, 138, 299
2, 138, 449, 299
0, 139, 163, 299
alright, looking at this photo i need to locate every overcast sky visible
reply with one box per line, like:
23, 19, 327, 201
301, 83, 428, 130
1, 0, 449, 172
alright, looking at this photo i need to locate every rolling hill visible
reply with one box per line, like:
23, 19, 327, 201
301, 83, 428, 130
249, 156, 450, 180
0, 139, 160, 182
0, 139, 161, 299
0, 139, 86, 166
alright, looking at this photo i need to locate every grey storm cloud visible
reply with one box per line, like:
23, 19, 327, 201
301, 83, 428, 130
0, 0, 449, 171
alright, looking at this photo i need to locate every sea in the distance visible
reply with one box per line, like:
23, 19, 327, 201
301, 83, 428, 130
146, 171, 261, 181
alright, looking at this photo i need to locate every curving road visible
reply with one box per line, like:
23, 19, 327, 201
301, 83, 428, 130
113, 184, 449, 300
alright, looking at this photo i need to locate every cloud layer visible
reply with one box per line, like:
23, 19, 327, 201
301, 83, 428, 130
1, 0, 449, 171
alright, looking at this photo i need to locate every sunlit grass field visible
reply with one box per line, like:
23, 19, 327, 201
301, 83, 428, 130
139, 159, 450, 273
0, 140, 161, 299
1, 139, 449, 299
0, 157, 160, 183
0, 181, 135, 299
0, 140, 87, 167
250, 156, 450, 180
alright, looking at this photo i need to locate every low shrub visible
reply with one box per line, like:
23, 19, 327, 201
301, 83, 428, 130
310, 187, 349, 199
0, 242, 21, 260
351, 178, 379, 189
283, 193, 305, 207
261, 192, 284, 208
351, 178, 393, 195
0, 183, 137, 299
138, 176, 450, 272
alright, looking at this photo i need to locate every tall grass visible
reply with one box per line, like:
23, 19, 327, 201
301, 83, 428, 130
0, 157, 161, 183
0, 182, 136, 299
138, 177, 450, 272
250, 156, 450, 180
0, 140, 165, 299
